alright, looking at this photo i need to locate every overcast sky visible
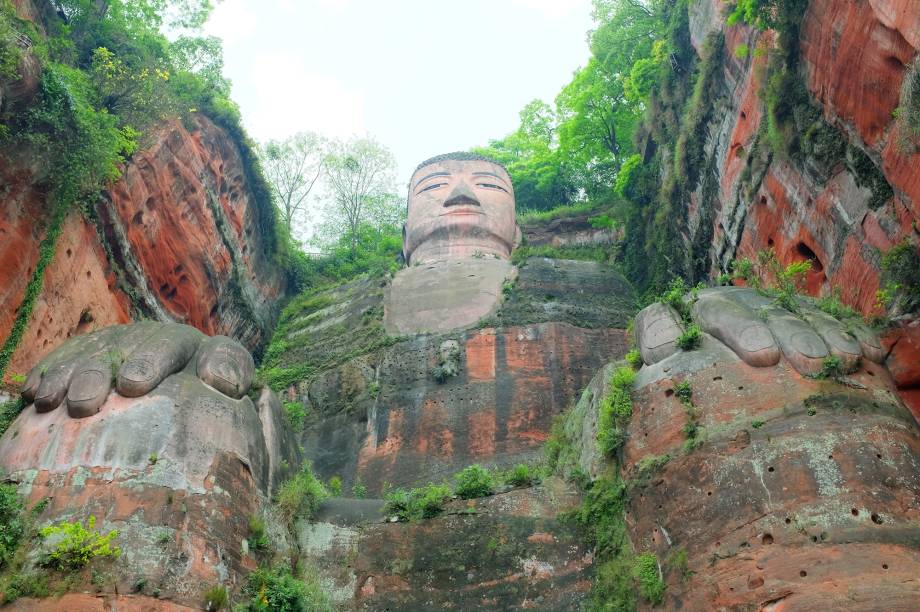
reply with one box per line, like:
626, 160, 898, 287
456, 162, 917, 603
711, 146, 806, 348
205, 0, 594, 197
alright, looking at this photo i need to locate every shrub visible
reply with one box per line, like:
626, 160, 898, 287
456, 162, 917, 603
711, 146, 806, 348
247, 516, 269, 552
633, 552, 666, 605
38, 515, 120, 570
503, 464, 537, 487
384, 484, 451, 522
597, 367, 636, 456
1, 571, 49, 604
819, 355, 844, 380
676, 324, 701, 350
817, 288, 859, 320
276, 464, 328, 522
0, 484, 24, 568
454, 465, 494, 499
327, 476, 342, 497
238, 566, 333, 612
282, 401, 307, 432
202, 585, 228, 611
881, 239, 920, 313
351, 479, 366, 499
625, 348, 643, 369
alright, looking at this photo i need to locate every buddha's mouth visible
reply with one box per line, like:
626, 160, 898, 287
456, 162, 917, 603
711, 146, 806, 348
439, 207, 484, 216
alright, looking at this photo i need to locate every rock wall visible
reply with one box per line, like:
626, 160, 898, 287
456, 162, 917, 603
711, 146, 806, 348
0, 0, 286, 380
275, 257, 635, 494
0, 116, 286, 379
686, 0, 920, 310
678, 0, 920, 413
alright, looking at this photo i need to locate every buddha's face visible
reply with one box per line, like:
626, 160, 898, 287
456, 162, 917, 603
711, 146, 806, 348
404, 159, 519, 264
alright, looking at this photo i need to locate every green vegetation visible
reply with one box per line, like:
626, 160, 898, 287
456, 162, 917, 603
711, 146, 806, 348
282, 401, 307, 432
454, 465, 494, 499
276, 464, 328, 522
625, 349, 643, 369
633, 552, 666, 605
880, 239, 920, 314
0, 484, 24, 569
896, 56, 920, 151
0, 0, 305, 378
259, 282, 397, 392
351, 478, 366, 499
751, 420, 765, 429
237, 565, 333, 612
202, 585, 228, 611
675, 324, 701, 351
511, 244, 612, 266
817, 288, 860, 320
327, 476, 342, 497
38, 516, 120, 570
0, 397, 24, 440
383, 483, 452, 522
247, 516, 269, 552
597, 366, 636, 456
503, 463, 539, 488
673, 380, 702, 451
819, 355, 844, 380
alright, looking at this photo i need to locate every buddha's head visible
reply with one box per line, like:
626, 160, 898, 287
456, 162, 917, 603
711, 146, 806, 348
404, 152, 520, 265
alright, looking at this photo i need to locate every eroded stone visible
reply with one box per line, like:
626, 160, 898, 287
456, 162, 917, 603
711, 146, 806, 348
635, 302, 683, 365
691, 293, 781, 367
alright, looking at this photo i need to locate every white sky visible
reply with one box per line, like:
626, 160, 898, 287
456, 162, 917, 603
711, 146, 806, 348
205, 0, 594, 198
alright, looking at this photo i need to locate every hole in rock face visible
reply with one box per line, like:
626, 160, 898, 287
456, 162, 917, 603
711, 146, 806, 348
876, 453, 882, 459
882, 564, 889, 570
768, 466, 775, 473
759, 195, 767, 205
800, 570, 807, 578
707, 491, 712, 496
738, 386, 744, 390
794, 242, 824, 272
852, 508, 859, 516
867, 370, 875, 376
767, 238, 775, 247
811, 535, 818, 543
132, 211, 144, 225
885, 55, 906, 70
713, 376, 723, 381
762, 533, 774, 545
66, 248, 72, 258
871, 513, 883, 524
785, 518, 792, 524
740, 111, 747, 120
665, 389, 674, 397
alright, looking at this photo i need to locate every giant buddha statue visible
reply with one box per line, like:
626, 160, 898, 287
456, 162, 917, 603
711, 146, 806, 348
384, 152, 521, 335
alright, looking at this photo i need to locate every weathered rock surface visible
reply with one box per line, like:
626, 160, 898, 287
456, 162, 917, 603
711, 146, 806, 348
565, 287, 920, 610
301, 479, 592, 610
272, 258, 635, 494
384, 257, 514, 336
0, 113, 286, 381
0, 324, 300, 608
683, 0, 920, 312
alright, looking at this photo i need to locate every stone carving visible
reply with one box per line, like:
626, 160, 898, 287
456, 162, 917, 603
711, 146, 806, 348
618, 286, 920, 610
21, 321, 255, 416
636, 287, 883, 376
403, 152, 521, 265
0, 322, 297, 606
385, 153, 521, 335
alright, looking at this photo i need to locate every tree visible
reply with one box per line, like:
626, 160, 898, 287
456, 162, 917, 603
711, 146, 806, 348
260, 132, 327, 241
321, 137, 396, 255
474, 100, 575, 212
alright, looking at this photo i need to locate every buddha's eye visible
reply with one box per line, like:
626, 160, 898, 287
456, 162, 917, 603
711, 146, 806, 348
476, 183, 508, 193
419, 182, 446, 193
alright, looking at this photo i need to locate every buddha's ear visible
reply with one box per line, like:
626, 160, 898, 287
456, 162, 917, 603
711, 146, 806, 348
514, 224, 522, 250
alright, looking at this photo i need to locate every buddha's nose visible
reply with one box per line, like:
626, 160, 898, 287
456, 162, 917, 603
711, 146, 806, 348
443, 182, 480, 207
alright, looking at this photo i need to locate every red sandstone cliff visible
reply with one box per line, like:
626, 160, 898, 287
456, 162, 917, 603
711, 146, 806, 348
684, 0, 920, 414
0, 3, 286, 380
